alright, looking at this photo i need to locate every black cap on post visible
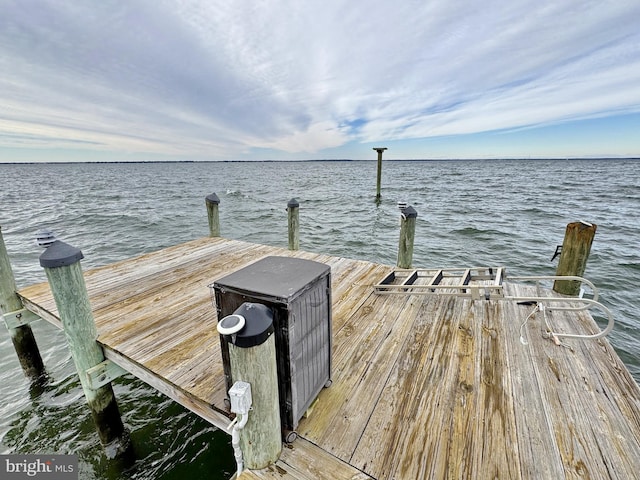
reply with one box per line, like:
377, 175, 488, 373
400, 205, 418, 219
39, 241, 84, 268
287, 198, 299, 209
228, 303, 274, 348
205, 192, 220, 205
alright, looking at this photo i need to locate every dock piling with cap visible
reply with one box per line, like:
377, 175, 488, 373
397, 204, 418, 269
0, 226, 45, 380
218, 303, 282, 471
287, 198, 300, 251
553, 221, 597, 295
206, 192, 221, 237
39, 240, 130, 458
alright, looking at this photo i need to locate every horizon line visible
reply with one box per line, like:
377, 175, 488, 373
2, 157, 640, 165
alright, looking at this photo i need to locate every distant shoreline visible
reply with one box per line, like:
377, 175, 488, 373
1, 157, 639, 165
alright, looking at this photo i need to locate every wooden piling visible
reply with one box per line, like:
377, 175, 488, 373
397, 205, 417, 269
553, 221, 597, 296
222, 303, 282, 470
206, 193, 221, 237
287, 198, 299, 251
39, 241, 130, 458
0, 226, 45, 379
373, 147, 387, 201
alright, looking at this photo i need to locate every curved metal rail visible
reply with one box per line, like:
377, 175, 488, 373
374, 268, 615, 340
505, 275, 613, 340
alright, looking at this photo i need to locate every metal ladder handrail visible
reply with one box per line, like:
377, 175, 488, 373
503, 275, 613, 341
506, 275, 599, 304
508, 295, 614, 340
373, 269, 615, 340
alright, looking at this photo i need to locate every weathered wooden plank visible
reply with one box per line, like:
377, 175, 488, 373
501, 288, 566, 479
350, 295, 469, 478
538, 312, 640, 478
240, 437, 373, 479
14, 237, 640, 480
95, 243, 276, 325
504, 283, 640, 478
473, 300, 521, 479
297, 287, 423, 462
444, 298, 480, 479
16, 237, 229, 325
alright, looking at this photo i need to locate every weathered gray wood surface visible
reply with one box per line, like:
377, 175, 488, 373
17, 236, 640, 479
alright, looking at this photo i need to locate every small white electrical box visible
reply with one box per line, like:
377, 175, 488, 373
229, 381, 252, 415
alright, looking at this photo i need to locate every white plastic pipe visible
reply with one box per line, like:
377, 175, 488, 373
229, 412, 250, 477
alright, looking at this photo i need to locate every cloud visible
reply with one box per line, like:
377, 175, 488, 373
0, 0, 639, 160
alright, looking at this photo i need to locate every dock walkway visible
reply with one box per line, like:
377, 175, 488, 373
17, 237, 640, 479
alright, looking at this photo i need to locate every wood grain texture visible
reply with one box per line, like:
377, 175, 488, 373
230, 336, 282, 469
17, 237, 640, 479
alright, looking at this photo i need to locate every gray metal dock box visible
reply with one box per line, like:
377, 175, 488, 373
212, 256, 332, 433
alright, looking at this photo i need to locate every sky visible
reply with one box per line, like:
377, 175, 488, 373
1, 0, 639, 163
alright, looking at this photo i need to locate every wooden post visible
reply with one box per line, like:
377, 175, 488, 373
205, 192, 221, 237
553, 221, 597, 296
373, 147, 387, 201
219, 303, 281, 471
0, 226, 45, 379
40, 241, 130, 458
287, 198, 299, 251
397, 205, 418, 269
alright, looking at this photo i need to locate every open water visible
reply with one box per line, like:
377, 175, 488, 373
1, 159, 639, 479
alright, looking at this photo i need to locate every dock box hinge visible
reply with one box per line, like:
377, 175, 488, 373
85, 359, 127, 390
2, 308, 41, 329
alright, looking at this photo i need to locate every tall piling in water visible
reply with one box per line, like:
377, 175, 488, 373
553, 221, 597, 296
0, 226, 45, 379
40, 240, 130, 458
373, 147, 387, 202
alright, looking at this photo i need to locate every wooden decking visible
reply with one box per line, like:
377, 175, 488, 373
16, 237, 640, 479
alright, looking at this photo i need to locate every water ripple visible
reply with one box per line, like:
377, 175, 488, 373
1, 159, 639, 479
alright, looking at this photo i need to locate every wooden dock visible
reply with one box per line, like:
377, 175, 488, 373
16, 237, 640, 479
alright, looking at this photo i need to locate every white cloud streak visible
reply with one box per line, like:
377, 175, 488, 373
0, 0, 639, 160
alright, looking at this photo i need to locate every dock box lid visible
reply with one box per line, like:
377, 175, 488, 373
213, 256, 330, 302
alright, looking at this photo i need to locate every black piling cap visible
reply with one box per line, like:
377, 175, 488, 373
401, 205, 418, 219
287, 198, 299, 209
230, 303, 274, 348
205, 192, 220, 205
39, 241, 84, 268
